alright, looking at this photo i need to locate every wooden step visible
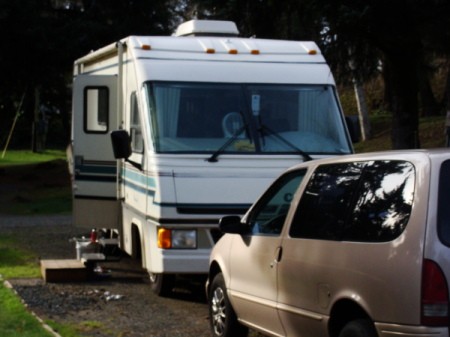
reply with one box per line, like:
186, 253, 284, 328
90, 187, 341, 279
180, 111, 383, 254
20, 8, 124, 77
40, 259, 88, 283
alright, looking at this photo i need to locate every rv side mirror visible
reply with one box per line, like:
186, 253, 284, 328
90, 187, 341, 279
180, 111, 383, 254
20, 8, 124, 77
111, 130, 132, 159
219, 215, 247, 234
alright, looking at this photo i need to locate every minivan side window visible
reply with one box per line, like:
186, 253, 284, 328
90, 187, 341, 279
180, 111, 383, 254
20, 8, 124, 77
247, 170, 306, 236
438, 160, 450, 246
289, 162, 363, 240
290, 160, 415, 242
344, 161, 414, 242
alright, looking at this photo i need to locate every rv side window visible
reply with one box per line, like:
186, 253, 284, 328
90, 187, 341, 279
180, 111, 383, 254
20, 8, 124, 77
84, 87, 108, 133
130, 92, 143, 153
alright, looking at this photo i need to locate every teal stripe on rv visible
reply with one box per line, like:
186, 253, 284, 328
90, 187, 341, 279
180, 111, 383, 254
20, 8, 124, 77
122, 169, 156, 188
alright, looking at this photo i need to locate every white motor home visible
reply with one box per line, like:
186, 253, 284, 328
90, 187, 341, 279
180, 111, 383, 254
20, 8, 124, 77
69, 20, 354, 295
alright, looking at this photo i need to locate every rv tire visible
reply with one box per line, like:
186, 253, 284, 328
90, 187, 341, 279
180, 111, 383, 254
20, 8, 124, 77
149, 273, 175, 297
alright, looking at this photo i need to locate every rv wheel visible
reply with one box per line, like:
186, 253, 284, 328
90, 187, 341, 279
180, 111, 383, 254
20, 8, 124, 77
149, 273, 175, 297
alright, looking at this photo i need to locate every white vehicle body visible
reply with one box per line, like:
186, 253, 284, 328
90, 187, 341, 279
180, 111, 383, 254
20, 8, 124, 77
69, 20, 353, 293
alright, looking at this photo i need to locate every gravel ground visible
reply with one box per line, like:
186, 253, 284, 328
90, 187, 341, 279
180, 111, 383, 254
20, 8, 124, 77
0, 216, 212, 337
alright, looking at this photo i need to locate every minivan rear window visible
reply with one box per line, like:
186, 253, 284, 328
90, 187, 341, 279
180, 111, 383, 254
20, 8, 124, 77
290, 160, 415, 242
438, 160, 450, 246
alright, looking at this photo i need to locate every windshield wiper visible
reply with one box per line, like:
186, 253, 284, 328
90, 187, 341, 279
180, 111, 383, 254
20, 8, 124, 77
207, 124, 250, 163
259, 124, 313, 162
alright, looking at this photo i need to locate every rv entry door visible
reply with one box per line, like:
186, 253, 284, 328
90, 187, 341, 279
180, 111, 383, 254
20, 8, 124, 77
71, 74, 120, 229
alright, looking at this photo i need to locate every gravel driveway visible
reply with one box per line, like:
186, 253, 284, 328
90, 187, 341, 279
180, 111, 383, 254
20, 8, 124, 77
0, 215, 212, 337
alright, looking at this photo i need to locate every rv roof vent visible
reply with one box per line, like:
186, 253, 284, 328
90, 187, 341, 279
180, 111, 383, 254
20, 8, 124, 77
175, 20, 239, 37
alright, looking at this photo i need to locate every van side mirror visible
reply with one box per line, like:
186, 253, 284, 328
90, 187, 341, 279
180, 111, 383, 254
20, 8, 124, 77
219, 215, 248, 234
111, 130, 132, 159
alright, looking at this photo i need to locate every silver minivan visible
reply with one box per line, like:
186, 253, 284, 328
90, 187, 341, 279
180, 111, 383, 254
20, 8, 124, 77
207, 149, 450, 337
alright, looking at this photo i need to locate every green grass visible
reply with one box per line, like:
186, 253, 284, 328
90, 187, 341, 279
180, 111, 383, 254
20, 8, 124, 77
43, 320, 110, 337
43, 320, 85, 337
0, 150, 77, 336
0, 150, 66, 166
354, 115, 446, 153
0, 237, 85, 337
0, 236, 41, 279
0, 149, 72, 215
0, 284, 54, 337
0, 237, 54, 337
1, 187, 72, 216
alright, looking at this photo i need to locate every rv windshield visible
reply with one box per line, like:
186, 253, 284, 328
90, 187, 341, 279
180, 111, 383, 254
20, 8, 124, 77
146, 82, 351, 156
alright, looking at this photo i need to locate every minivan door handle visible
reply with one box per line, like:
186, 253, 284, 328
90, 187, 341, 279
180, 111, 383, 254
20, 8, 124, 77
270, 246, 283, 268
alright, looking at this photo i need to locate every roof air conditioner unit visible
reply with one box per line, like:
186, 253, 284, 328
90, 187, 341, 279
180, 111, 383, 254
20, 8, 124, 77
175, 20, 239, 37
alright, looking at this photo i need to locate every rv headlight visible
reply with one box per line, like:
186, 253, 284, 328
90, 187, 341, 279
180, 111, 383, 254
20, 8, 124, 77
172, 229, 197, 249
157, 228, 197, 249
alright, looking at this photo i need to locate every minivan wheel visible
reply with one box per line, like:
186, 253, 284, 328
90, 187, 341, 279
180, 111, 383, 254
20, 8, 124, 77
338, 319, 377, 337
209, 273, 248, 337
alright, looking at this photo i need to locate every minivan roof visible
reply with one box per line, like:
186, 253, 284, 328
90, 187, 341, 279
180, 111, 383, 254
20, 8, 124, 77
287, 149, 450, 171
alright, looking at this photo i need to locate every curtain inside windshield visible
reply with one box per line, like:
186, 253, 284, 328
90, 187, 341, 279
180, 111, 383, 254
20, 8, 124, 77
146, 82, 351, 155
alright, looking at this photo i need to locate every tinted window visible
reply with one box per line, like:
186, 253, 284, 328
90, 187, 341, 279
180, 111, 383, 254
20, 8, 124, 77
290, 160, 415, 242
247, 170, 306, 236
438, 160, 450, 246
290, 162, 363, 240
344, 161, 414, 242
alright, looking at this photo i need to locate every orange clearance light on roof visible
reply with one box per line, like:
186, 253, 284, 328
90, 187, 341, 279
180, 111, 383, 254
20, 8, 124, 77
229, 49, 238, 54
251, 49, 260, 55
157, 228, 171, 249
141, 44, 152, 50
205, 48, 216, 54
308, 49, 317, 55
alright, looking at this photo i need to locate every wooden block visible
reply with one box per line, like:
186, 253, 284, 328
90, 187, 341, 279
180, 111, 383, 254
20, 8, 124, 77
41, 259, 88, 283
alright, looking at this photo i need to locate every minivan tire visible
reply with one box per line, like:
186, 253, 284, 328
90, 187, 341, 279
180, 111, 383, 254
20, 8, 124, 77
338, 319, 377, 337
209, 273, 248, 337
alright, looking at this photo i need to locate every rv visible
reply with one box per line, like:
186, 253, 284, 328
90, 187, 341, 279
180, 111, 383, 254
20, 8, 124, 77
69, 20, 354, 295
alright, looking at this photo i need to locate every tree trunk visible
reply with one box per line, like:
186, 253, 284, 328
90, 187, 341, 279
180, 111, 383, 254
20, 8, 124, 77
419, 66, 440, 117
444, 67, 450, 147
31, 86, 41, 153
384, 56, 420, 149
444, 66, 450, 112
353, 79, 371, 141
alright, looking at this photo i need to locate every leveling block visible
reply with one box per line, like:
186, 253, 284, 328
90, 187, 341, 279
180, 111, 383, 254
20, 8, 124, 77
40, 259, 88, 283
40, 254, 108, 283
40, 235, 97, 282
40, 234, 120, 282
